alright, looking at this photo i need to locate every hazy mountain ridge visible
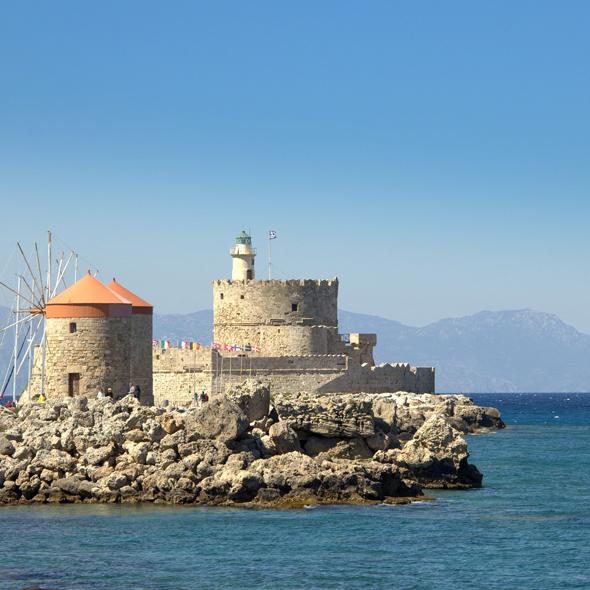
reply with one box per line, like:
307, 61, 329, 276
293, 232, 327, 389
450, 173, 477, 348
339, 309, 590, 392
152, 307, 590, 393
2, 305, 589, 394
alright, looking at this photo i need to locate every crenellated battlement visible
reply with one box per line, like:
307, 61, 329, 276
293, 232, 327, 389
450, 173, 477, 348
213, 278, 338, 288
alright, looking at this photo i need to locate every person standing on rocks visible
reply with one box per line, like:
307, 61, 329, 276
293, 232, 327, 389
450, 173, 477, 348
106, 387, 114, 399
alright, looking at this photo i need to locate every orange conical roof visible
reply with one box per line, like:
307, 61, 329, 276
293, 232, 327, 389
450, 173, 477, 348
108, 278, 153, 315
48, 273, 130, 305
46, 273, 132, 318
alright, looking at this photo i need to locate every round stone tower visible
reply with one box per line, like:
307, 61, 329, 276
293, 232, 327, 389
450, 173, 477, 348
230, 230, 256, 281
108, 278, 153, 405
214, 233, 339, 355
44, 273, 132, 398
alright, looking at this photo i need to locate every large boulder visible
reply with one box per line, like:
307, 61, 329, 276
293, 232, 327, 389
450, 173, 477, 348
227, 381, 271, 422
199, 465, 263, 503
382, 414, 482, 488
274, 395, 376, 439
265, 421, 301, 454
0, 436, 15, 457
184, 399, 249, 443
250, 452, 322, 494
453, 403, 505, 431
303, 435, 374, 461
54, 476, 95, 498
33, 449, 76, 473
84, 444, 115, 466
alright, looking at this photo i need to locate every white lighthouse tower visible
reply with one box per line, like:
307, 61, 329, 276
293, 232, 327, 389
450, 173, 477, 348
230, 231, 256, 281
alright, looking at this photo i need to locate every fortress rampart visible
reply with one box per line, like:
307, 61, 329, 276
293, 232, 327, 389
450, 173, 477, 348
21, 231, 435, 405
150, 231, 436, 405
153, 347, 435, 405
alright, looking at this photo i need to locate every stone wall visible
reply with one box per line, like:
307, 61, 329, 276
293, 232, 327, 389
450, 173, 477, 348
42, 317, 131, 398
316, 362, 435, 395
130, 314, 153, 404
152, 347, 435, 406
213, 279, 339, 354
153, 348, 214, 405
349, 333, 376, 366
212, 324, 340, 356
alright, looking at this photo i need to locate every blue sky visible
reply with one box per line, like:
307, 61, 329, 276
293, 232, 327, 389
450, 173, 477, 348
1, 1, 589, 331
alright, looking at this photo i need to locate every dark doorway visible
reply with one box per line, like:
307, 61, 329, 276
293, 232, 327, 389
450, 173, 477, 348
246, 270, 253, 280
68, 373, 80, 397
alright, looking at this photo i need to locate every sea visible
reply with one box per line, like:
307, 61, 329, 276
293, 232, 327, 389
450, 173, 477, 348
0, 392, 589, 590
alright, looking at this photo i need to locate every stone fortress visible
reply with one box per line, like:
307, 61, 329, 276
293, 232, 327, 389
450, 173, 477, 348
26, 231, 434, 404
152, 231, 435, 404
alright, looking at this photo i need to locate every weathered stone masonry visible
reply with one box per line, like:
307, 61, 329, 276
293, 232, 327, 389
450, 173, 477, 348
153, 347, 434, 405
213, 279, 340, 356
43, 316, 131, 397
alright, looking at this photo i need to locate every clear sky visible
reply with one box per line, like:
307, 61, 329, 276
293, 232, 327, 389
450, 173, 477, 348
1, 1, 589, 331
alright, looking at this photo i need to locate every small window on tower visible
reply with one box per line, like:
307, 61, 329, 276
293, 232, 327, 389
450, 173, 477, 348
291, 303, 298, 312
240, 295, 245, 299
220, 293, 224, 300
69, 322, 77, 333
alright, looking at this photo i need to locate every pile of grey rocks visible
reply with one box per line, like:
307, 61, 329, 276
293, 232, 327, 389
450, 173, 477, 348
0, 382, 504, 507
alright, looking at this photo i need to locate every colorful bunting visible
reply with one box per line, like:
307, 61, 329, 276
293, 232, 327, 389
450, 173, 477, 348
154, 340, 261, 352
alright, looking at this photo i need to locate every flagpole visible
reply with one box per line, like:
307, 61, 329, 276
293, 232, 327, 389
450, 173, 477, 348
268, 232, 272, 280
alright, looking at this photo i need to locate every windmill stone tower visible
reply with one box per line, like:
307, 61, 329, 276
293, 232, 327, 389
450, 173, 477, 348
43, 273, 132, 398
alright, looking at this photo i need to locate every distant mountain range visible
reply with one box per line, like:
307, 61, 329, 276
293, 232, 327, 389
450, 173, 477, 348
152, 308, 590, 393
2, 305, 589, 394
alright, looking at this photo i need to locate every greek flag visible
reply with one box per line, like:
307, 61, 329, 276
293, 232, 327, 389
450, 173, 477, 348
269, 230, 277, 239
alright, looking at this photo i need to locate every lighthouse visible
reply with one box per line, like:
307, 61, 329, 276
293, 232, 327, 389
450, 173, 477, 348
230, 230, 256, 281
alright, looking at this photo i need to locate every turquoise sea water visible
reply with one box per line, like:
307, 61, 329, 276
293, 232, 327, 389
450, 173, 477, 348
1, 393, 589, 590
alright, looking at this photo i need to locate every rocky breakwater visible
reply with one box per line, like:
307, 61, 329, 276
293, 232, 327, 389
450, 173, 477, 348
0, 385, 504, 507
